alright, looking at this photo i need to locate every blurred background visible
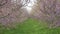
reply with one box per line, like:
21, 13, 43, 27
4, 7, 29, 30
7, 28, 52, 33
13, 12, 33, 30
0, 0, 60, 34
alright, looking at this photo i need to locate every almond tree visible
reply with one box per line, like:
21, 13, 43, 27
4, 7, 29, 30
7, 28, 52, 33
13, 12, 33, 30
0, 0, 30, 28
31, 0, 60, 28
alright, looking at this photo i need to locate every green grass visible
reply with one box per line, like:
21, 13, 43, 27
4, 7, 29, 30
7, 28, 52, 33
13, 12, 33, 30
0, 18, 60, 34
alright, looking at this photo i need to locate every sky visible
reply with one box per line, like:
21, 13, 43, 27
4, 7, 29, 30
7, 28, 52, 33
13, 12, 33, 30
25, 0, 35, 14
11, 0, 37, 14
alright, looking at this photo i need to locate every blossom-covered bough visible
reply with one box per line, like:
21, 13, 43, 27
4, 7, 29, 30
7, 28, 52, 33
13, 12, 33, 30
31, 0, 60, 28
0, 0, 31, 28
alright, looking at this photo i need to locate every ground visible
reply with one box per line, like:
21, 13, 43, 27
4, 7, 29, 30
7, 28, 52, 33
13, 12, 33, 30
0, 18, 60, 34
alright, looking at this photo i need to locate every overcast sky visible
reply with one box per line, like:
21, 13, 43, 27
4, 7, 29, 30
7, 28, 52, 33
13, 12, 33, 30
11, 0, 37, 14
